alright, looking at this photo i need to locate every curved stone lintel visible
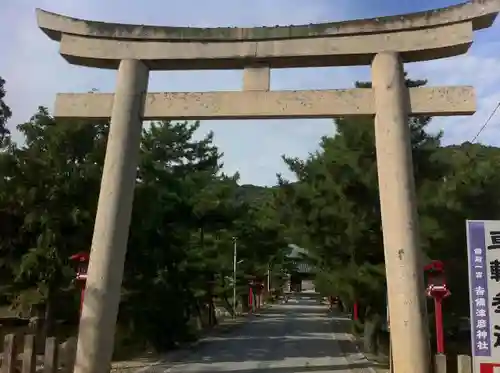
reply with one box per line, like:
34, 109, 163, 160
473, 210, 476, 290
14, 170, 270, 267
37, 1, 499, 42
57, 22, 472, 70
54, 87, 475, 120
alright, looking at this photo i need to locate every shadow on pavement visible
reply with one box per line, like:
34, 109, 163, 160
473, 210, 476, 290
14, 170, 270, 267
140, 295, 379, 372
165, 362, 373, 373
162, 301, 368, 366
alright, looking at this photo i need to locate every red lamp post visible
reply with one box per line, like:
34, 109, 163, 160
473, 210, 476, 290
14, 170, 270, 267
248, 279, 254, 313
248, 277, 265, 313
69, 252, 89, 317
424, 260, 451, 354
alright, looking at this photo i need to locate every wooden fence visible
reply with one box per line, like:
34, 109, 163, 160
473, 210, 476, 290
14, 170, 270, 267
1, 334, 75, 373
378, 354, 475, 373
433, 354, 471, 373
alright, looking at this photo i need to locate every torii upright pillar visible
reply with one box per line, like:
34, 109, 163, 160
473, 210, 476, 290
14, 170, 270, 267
74, 59, 149, 373
372, 51, 430, 373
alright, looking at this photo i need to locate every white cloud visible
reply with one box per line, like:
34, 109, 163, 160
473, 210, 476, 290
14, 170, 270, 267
1, 0, 500, 185
1, 0, 109, 135
405, 34, 500, 145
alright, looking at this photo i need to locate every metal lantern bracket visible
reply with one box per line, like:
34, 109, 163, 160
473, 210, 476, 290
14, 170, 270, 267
423, 260, 450, 355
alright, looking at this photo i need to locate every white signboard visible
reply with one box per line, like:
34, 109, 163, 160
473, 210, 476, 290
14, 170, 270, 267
466, 221, 500, 373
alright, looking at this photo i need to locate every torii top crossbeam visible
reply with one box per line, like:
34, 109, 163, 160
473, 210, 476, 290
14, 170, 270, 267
34, 1, 500, 121
36, 1, 500, 70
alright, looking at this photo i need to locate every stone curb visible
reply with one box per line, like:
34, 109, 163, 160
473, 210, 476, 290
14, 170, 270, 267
328, 312, 377, 373
342, 333, 379, 373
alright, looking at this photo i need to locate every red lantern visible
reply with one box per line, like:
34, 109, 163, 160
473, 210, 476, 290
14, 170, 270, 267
69, 252, 89, 316
424, 260, 451, 354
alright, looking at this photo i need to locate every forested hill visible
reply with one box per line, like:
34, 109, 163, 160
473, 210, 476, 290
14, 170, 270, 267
437, 142, 500, 163
235, 142, 500, 205
235, 184, 275, 204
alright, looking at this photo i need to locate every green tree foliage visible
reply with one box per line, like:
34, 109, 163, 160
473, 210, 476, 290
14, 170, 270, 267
0, 76, 289, 354
275, 75, 500, 353
0, 76, 11, 145
4, 70, 499, 358
0, 106, 107, 333
423, 143, 500, 325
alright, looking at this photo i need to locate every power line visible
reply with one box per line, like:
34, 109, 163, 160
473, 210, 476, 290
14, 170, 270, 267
455, 100, 500, 173
470, 100, 500, 143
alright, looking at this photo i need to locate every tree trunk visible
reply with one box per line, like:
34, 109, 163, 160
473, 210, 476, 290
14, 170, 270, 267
223, 293, 235, 316
208, 296, 218, 326
206, 271, 218, 327
193, 300, 203, 332
43, 287, 56, 338
30, 304, 45, 354
340, 298, 349, 314
240, 294, 250, 312
363, 313, 382, 355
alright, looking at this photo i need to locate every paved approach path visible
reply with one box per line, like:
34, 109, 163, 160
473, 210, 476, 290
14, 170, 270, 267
162, 293, 374, 373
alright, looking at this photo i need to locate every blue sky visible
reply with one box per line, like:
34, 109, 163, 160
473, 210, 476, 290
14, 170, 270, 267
2, 0, 500, 185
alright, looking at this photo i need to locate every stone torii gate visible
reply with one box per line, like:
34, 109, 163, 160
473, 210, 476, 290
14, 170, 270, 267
36, 2, 499, 372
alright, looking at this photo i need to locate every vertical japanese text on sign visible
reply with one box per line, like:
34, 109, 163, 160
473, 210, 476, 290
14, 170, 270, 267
467, 221, 500, 372
488, 230, 500, 350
